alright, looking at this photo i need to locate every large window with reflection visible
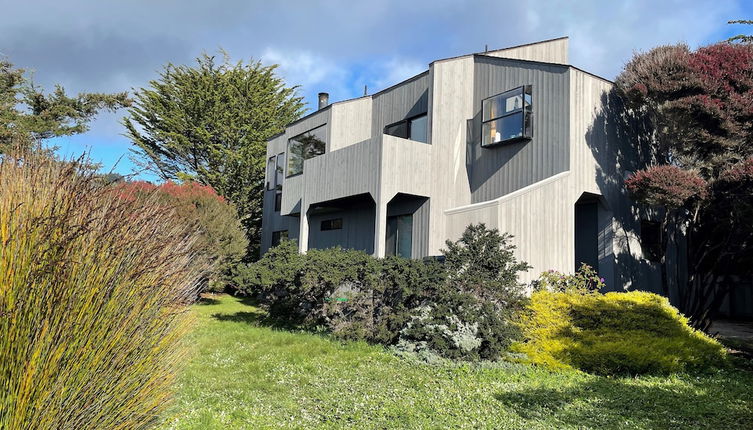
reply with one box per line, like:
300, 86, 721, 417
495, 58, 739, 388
384, 113, 428, 143
481, 85, 532, 147
287, 125, 326, 177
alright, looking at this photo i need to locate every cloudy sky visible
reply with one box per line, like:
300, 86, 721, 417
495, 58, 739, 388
2, 0, 750, 180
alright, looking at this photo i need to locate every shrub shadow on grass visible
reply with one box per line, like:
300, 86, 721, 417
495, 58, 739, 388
494, 371, 753, 428
211, 309, 300, 331
196, 297, 221, 306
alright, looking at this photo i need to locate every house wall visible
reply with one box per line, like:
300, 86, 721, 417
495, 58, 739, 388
371, 72, 430, 135
484, 37, 569, 64
307, 205, 375, 253
424, 56, 476, 255
469, 56, 570, 203
329, 97, 372, 152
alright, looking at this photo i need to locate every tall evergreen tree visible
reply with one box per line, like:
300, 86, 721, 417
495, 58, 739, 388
0, 59, 129, 152
728, 19, 753, 44
124, 52, 305, 258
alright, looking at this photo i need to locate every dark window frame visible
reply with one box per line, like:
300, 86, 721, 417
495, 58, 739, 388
266, 155, 276, 190
481, 85, 533, 147
275, 152, 285, 190
383, 113, 428, 143
320, 218, 343, 231
271, 230, 288, 247
385, 214, 413, 258
274, 192, 282, 212
286, 124, 327, 178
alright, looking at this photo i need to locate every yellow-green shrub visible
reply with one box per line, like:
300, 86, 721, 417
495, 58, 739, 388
515, 290, 727, 375
0, 151, 208, 429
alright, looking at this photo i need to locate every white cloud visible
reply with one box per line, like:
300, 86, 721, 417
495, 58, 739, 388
371, 57, 426, 91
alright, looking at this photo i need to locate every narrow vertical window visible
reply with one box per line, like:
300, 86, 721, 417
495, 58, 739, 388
275, 152, 285, 190
266, 155, 276, 190
386, 214, 413, 258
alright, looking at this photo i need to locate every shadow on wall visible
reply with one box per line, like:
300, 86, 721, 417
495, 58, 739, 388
583, 88, 666, 294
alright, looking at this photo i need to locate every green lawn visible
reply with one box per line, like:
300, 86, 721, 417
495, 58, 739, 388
161, 294, 753, 430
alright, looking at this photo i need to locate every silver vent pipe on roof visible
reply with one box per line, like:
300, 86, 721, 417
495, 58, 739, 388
318, 92, 329, 110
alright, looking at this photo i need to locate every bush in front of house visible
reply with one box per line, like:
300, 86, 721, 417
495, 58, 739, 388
394, 224, 530, 360
242, 223, 530, 361
114, 180, 248, 293
514, 284, 728, 375
0, 151, 208, 429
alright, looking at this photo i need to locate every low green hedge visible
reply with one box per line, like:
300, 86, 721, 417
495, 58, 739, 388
238, 224, 531, 361
514, 290, 728, 375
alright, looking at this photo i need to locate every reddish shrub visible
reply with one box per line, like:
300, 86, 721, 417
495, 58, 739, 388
625, 165, 708, 209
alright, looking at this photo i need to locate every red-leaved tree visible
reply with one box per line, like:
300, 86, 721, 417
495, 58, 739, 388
618, 41, 753, 329
113, 180, 247, 292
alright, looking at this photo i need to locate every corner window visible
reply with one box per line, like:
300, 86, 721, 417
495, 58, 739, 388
287, 125, 326, 177
640, 220, 662, 262
384, 113, 428, 143
271, 230, 288, 247
321, 218, 343, 231
275, 152, 285, 190
481, 85, 532, 147
266, 156, 276, 190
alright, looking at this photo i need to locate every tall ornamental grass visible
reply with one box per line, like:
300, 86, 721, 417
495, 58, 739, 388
0, 151, 209, 429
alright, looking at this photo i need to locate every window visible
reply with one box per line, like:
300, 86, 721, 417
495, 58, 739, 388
481, 85, 532, 147
640, 220, 662, 262
321, 218, 343, 231
408, 115, 428, 143
271, 230, 288, 247
386, 214, 412, 258
384, 113, 428, 143
287, 125, 326, 177
275, 152, 285, 190
274, 192, 282, 212
266, 156, 276, 190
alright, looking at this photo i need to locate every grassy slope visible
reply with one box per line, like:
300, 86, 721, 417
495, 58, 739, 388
161, 295, 753, 430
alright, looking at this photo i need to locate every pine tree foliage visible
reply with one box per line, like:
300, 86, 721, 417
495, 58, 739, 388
0, 59, 129, 152
124, 52, 306, 258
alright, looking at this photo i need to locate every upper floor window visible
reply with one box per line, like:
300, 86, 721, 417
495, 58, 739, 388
287, 125, 326, 177
481, 85, 532, 147
266, 156, 276, 190
384, 113, 428, 143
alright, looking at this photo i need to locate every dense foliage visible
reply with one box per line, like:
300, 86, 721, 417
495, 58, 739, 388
624, 165, 708, 209
0, 59, 129, 152
0, 151, 208, 429
114, 180, 248, 292
398, 224, 530, 360
515, 288, 727, 375
616, 42, 753, 327
125, 52, 305, 258
241, 224, 530, 360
